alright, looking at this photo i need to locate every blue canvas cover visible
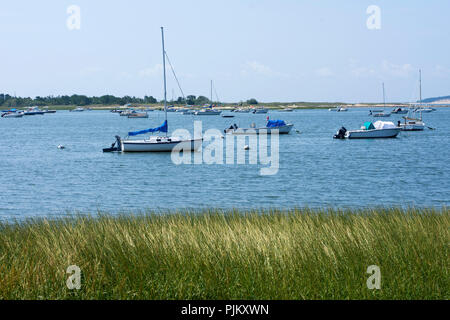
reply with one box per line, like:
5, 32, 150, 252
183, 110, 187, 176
128, 120, 168, 136
266, 120, 286, 128
363, 122, 375, 130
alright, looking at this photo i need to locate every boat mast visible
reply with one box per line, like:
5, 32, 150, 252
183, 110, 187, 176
161, 27, 168, 137
419, 69, 422, 121
210, 80, 213, 106
382, 82, 386, 109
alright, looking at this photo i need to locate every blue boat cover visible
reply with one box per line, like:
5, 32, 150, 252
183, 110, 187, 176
363, 122, 375, 130
128, 120, 168, 136
266, 120, 286, 128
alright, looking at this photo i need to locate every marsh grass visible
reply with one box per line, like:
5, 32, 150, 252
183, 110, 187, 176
0, 208, 448, 300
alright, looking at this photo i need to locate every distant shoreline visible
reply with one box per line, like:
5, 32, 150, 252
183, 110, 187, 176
7, 103, 450, 111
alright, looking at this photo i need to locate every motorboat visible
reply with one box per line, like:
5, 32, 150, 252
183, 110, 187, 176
103, 27, 202, 153
127, 111, 149, 118
224, 119, 293, 135
70, 107, 85, 112
414, 107, 434, 113
391, 107, 408, 114
194, 107, 221, 115
329, 106, 347, 112
334, 121, 400, 139
281, 108, 294, 112
23, 106, 45, 115
234, 108, 251, 113
252, 108, 268, 114
1, 111, 23, 118
372, 112, 391, 117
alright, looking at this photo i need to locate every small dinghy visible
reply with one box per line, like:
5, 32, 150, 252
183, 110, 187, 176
334, 121, 400, 139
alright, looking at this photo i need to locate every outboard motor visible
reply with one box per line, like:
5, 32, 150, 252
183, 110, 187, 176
103, 135, 122, 152
333, 127, 347, 139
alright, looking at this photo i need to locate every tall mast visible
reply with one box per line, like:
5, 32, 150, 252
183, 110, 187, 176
210, 80, 213, 106
419, 69, 422, 103
419, 69, 422, 120
382, 82, 386, 109
161, 27, 168, 136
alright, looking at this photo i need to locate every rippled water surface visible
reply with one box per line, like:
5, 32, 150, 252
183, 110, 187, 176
1, 108, 449, 219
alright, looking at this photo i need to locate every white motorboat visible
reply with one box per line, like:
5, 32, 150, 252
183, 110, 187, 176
281, 108, 294, 112
234, 108, 250, 113
194, 108, 221, 115
372, 112, 391, 117
225, 120, 293, 135
329, 106, 347, 112
71, 107, 85, 112
104, 27, 201, 153
414, 107, 434, 113
128, 111, 149, 118
1, 111, 23, 118
335, 121, 400, 139
252, 108, 268, 114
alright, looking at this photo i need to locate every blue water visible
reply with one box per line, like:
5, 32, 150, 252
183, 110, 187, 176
0, 108, 449, 219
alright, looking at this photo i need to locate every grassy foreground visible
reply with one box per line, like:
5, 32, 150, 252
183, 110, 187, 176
0, 208, 448, 300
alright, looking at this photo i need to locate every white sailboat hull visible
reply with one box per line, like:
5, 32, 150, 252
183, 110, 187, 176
346, 128, 400, 139
121, 138, 202, 152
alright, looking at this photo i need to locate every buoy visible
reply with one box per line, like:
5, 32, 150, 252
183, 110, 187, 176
244, 145, 250, 150
58, 145, 65, 149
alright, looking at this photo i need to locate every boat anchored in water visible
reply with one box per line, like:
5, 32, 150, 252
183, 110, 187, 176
334, 121, 400, 139
391, 107, 408, 114
23, 106, 45, 115
224, 118, 293, 135
103, 27, 202, 153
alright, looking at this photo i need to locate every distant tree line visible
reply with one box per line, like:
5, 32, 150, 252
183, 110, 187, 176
0, 93, 259, 107
0, 94, 159, 108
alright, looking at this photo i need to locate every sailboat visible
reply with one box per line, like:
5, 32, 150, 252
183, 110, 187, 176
104, 27, 202, 152
400, 70, 425, 131
194, 80, 221, 115
371, 83, 391, 117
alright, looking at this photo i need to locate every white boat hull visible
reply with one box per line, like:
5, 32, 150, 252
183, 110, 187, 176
121, 138, 202, 152
2, 113, 23, 118
225, 124, 293, 135
346, 128, 400, 139
194, 110, 221, 115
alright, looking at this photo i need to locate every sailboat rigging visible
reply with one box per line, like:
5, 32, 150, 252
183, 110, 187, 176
103, 27, 202, 152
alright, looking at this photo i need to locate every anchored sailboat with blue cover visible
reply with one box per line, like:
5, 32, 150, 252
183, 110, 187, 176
104, 27, 202, 152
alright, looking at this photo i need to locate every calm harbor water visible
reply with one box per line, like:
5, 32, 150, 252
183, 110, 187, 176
1, 108, 449, 219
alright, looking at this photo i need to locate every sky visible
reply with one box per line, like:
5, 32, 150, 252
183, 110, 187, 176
0, 0, 449, 103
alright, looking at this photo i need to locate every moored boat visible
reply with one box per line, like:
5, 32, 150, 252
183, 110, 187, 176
224, 119, 293, 135
104, 27, 201, 153
334, 121, 400, 139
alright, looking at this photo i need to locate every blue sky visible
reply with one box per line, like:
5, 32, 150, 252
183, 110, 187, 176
0, 0, 449, 102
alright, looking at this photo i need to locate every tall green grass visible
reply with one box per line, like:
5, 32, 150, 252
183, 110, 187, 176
0, 208, 448, 300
